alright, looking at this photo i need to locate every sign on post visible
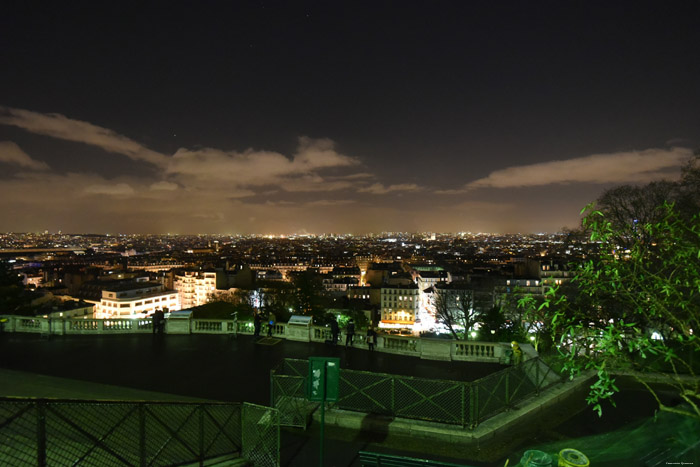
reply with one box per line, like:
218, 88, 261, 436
307, 357, 340, 402
307, 356, 340, 467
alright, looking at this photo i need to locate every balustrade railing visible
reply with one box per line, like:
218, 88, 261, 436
0, 314, 511, 363
193, 319, 227, 333
311, 326, 332, 342
453, 341, 497, 359
382, 335, 420, 354
67, 319, 100, 332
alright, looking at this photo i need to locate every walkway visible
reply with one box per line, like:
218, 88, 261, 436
0, 333, 502, 406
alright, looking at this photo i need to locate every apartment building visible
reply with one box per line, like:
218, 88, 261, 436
94, 281, 179, 319
173, 270, 218, 308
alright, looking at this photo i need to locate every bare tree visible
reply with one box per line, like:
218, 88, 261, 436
431, 284, 481, 340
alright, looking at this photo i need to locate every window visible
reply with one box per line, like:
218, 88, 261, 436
120, 303, 130, 308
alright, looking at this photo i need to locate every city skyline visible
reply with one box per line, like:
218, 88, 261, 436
2, 2, 699, 235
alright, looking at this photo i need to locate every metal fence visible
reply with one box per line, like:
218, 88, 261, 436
242, 403, 280, 467
271, 357, 560, 429
270, 359, 318, 429
0, 398, 280, 466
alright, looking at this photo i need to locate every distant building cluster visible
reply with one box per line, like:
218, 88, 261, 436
0, 231, 587, 331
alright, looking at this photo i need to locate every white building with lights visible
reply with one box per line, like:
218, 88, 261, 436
380, 283, 420, 327
173, 270, 218, 308
94, 281, 180, 319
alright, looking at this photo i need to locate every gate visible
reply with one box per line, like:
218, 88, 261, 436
270, 359, 319, 428
242, 403, 280, 467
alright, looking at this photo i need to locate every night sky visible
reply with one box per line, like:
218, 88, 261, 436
2, 2, 699, 235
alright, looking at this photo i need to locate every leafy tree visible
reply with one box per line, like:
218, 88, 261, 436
258, 281, 295, 322
546, 202, 700, 419
208, 288, 255, 320
290, 270, 329, 317
479, 305, 511, 342
516, 290, 555, 352
190, 301, 240, 320
0, 260, 33, 315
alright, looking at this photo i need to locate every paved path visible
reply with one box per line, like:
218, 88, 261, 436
0, 333, 502, 405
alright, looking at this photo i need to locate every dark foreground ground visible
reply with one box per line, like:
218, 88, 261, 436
0, 333, 502, 405
1, 333, 694, 466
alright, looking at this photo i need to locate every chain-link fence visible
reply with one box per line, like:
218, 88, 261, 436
0, 398, 244, 466
270, 359, 319, 428
337, 370, 468, 425
242, 403, 280, 467
271, 357, 561, 429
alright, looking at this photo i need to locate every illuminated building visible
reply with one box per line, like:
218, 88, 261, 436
173, 270, 218, 308
380, 283, 419, 326
94, 281, 180, 319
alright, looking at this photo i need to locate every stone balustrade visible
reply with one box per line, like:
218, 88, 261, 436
0, 314, 512, 363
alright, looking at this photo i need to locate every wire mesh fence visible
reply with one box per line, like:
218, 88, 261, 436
271, 357, 561, 429
270, 359, 319, 428
0, 398, 245, 466
392, 375, 466, 425
242, 402, 280, 467
338, 370, 394, 416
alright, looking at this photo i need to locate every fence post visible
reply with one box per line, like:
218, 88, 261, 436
505, 370, 510, 408
391, 376, 395, 414
139, 404, 146, 467
199, 405, 205, 465
469, 383, 477, 428
536, 359, 541, 395
461, 383, 466, 428
36, 400, 46, 467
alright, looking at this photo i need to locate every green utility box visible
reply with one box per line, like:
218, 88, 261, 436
307, 357, 340, 402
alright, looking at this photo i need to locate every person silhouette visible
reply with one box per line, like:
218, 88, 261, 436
345, 319, 355, 347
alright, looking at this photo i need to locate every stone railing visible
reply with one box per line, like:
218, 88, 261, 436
382, 334, 420, 355
0, 314, 512, 363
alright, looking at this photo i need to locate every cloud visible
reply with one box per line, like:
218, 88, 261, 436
332, 172, 375, 180
167, 137, 361, 191
149, 181, 178, 191
84, 183, 136, 196
0, 106, 168, 167
460, 147, 692, 190
358, 183, 423, 194
305, 199, 356, 206
0, 141, 50, 170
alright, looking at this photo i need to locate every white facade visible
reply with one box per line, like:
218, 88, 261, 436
380, 284, 420, 326
173, 271, 217, 308
95, 282, 180, 319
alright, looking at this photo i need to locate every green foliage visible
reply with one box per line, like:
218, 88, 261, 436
544, 201, 700, 419
258, 282, 295, 321
0, 260, 35, 315
342, 308, 369, 330
190, 301, 241, 320
478, 306, 506, 341
290, 270, 330, 317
